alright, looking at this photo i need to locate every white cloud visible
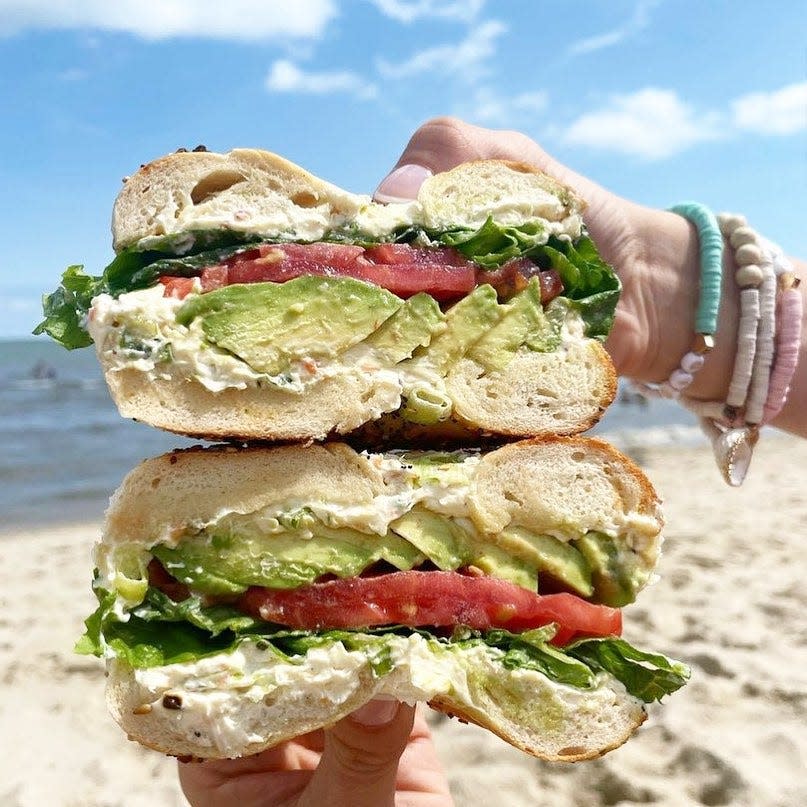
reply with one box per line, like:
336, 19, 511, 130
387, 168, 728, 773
0, 0, 337, 40
562, 88, 721, 159
368, 0, 485, 24
465, 86, 548, 126
265, 59, 377, 100
377, 19, 506, 82
732, 81, 807, 135
568, 0, 658, 56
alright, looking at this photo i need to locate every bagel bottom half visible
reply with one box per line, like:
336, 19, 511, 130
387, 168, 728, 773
106, 631, 646, 761
97, 336, 615, 443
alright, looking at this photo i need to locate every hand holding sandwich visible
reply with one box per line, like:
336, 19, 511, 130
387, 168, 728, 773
375, 116, 807, 438
179, 702, 453, 807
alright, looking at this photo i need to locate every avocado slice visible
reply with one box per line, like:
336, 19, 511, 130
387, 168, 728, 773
151, 525, 425, 596
470, 543, 538, 592
175, 276, 402, 375
417, 284, 503, 373
363, 293, 446, 363
495, 527, 593, 597
573, 533, 641, 607
390, 507, 471, 570
467, 278, 558, 372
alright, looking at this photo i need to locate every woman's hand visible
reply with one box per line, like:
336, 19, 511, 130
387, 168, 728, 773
178, 701, 454, 807
373, 116, 706, 393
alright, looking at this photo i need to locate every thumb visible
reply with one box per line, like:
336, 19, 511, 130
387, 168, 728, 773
373, 163, 433, 203
374, 116, 483, 202
298, 700, 415, 807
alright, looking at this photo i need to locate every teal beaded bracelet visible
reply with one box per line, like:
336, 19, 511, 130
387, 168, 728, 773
633, 202, 724, 399
669, 202, 723, 336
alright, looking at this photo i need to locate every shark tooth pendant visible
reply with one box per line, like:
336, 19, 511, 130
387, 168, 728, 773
712, 426, 759, 487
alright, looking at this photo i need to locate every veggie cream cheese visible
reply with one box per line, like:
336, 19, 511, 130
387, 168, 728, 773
88, 285, 405, 396
88, 284, 591, 404
124, 634, 635, 757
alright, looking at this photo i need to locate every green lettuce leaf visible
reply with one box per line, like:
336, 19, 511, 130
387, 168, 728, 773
567, 637, 691, 702
79, 586, 687, 702
434, 218, 549, 268
32, 265, 103, 349
538, 237, 621, 341
476, 626, 596, 689
74, 585, 116, 656
432, 223, 619, 339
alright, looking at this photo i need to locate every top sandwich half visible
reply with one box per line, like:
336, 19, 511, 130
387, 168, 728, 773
36, 149, 620, 443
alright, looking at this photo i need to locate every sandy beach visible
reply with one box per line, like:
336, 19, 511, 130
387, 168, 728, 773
2, 433, 805, 806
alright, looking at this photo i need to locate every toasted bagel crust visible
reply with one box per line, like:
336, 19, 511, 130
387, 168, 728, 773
113, 150, 586, 250
101, 437, 662, 551
97, 341, 616, 444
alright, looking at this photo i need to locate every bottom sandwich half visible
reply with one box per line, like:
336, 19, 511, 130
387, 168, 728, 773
79, 438, 689, 761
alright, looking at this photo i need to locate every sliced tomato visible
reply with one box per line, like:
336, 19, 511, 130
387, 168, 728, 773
159, 242, 560, 303
478, 260, 563, 304
237, 570, 621, 646
352, 258, 476, 300
158, 276, 197, 299
219, 243, 476, 301
222, 243, 358, 286
364, 243, 474, 267
200, 265, 229, 291
147, 559, 190, 602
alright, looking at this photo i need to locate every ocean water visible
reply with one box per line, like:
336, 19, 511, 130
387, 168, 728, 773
0, 338, 701, 532
0, 338, 198, 532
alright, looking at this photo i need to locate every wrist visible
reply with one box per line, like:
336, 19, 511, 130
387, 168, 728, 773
605, 204, 698, 380
621, 205, 739, 400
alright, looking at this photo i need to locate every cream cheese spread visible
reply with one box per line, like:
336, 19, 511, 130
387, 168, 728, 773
124, 634, 637, 757
89, 286, 454, 403
88, 286, 590, 404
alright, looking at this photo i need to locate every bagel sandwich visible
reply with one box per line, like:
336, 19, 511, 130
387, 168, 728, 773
79, 437, 688, 761
36, 149, 619, 442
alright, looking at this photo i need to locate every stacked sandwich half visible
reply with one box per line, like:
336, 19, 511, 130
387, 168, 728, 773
38, 149, 688, 762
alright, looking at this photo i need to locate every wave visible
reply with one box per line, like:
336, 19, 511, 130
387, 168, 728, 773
4, 376, 104, 392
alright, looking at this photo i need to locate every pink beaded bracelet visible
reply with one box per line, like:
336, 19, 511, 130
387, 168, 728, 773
762, 274, 802, 423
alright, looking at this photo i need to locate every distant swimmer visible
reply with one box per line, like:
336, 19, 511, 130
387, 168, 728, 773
30, 359, 56, 380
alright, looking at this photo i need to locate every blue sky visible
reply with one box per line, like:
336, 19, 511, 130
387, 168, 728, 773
2, 0, 805, 339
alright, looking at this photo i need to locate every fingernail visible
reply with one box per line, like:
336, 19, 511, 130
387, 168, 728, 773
350, 699, 400, 727
373, 164, 432, 203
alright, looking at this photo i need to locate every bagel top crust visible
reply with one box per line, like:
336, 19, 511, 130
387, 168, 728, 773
112, 150, 586, 251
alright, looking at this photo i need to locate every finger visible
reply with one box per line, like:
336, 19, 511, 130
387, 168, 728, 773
394, 705, 453, 803
373, 164, 433, 203
374, 116, 482, 201
374, 115, 604, 212
178, 732, 327, 807
297, 700, 416, 807
389, 116, 488, 174
179, 760, 313, 807
375, 115, 558, 203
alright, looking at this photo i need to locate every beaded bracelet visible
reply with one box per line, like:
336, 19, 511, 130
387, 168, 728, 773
763, 273, 802, 422
631, 202, 723, 399
632, 204, 801, 486
679, 213, 801, 485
